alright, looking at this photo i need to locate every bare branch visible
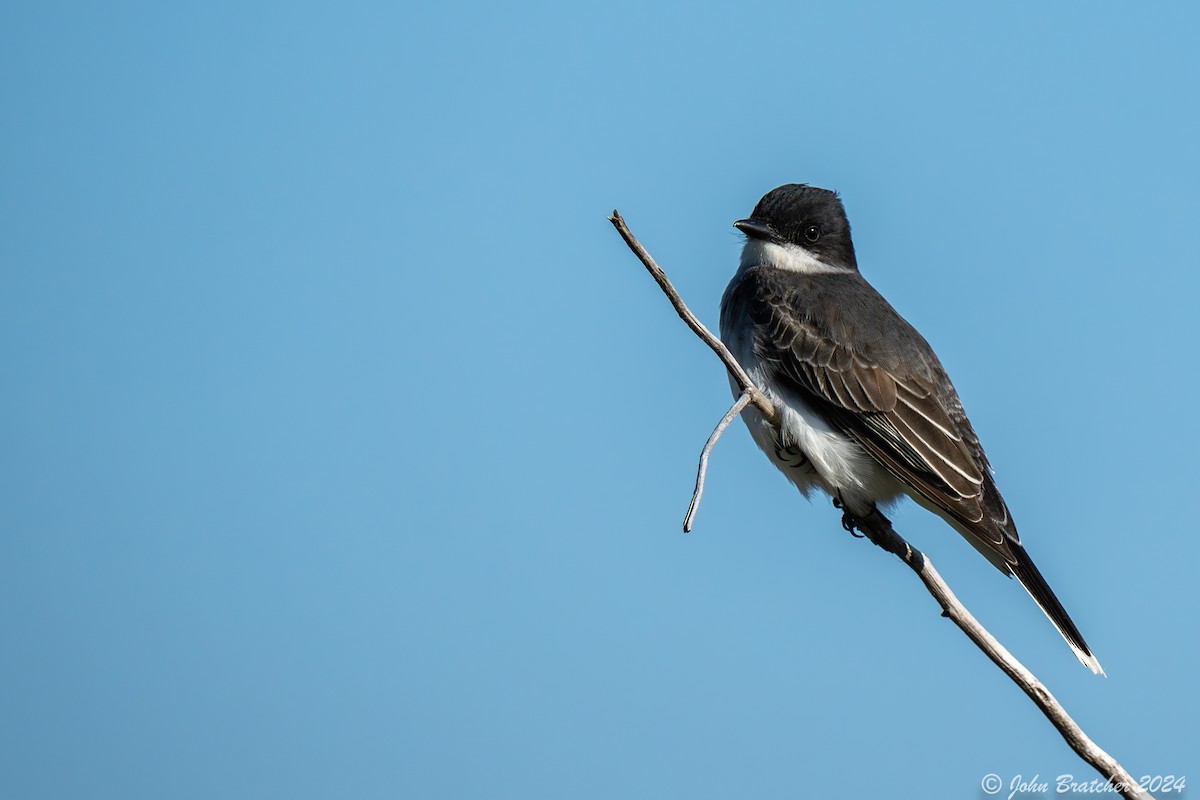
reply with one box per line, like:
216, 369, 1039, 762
610, 209, 1153, 800
607, 211, 777, 425
684, 389, 754, 533
852, 511, 1151, 800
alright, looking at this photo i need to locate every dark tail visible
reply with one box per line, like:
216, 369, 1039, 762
1009, 543, 1104, 675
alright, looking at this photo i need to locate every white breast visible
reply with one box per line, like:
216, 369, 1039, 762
720, 274, 904, 514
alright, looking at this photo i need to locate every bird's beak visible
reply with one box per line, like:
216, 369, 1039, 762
733, 218, 776, 241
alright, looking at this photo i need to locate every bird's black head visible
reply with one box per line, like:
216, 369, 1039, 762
735, 184, 857, 270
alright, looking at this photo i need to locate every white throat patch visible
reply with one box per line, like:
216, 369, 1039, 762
740, 239, 849, 275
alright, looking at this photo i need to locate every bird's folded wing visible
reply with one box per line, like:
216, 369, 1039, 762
756, 297, 1003, 541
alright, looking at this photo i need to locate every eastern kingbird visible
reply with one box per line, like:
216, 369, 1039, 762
720, 184, 1102, 674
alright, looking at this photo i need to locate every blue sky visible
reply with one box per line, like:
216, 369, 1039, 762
2, 2, 1197, 798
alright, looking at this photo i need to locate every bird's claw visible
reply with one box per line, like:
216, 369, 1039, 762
832, 495, 867, 538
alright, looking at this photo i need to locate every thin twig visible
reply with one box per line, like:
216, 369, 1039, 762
609, 208, 1153, 800
853, 512, 1150, 800
607, 211, 777, 425
684, 389, 754, 533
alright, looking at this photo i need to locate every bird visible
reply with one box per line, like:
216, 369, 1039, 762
719, 183, 1102, 675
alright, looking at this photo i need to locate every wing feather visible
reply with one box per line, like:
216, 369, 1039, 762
754, 291, 994, 535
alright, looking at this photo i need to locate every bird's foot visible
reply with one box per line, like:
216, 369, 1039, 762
832, 495, 867, 538
831, 498, 909, 561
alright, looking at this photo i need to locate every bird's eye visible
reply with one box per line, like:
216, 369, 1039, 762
803, 225, 821, 242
